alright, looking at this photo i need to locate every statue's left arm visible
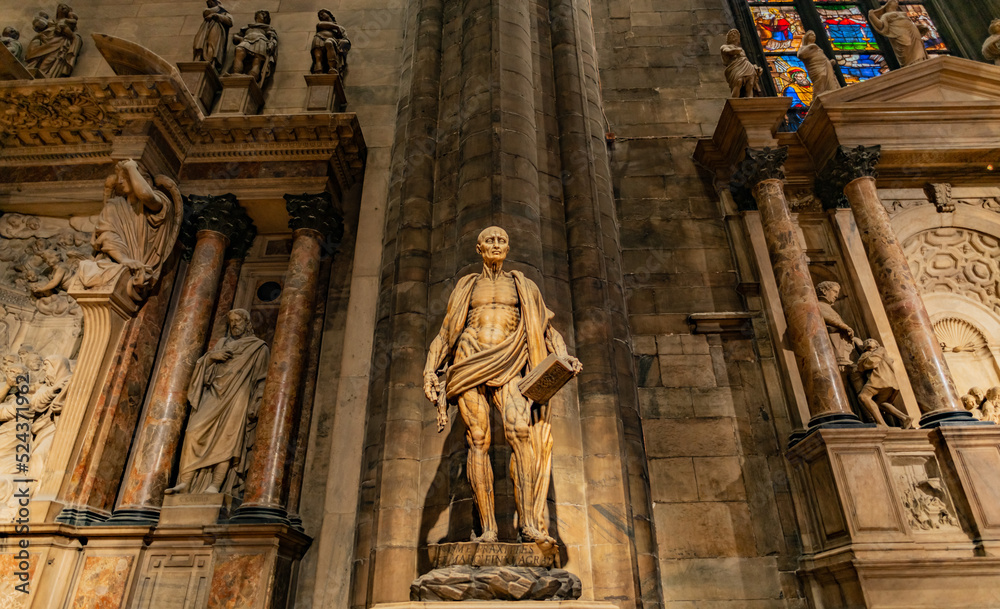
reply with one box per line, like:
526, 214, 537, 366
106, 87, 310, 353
544, 324, 583, 374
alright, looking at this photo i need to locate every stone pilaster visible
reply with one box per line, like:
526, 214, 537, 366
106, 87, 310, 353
733, 147, 862, 430
109, 195, 255, 524
819, 145, 975, 427
230, 193, 342, 524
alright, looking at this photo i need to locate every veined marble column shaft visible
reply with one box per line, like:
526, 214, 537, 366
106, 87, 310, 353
231, 193, 341, 523
110, 195, 255, 524
827, 145, 970, 426
111, 230, 228, 523
735, 147, 858, 427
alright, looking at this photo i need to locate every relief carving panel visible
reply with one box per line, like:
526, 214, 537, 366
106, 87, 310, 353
891, 456, 959, 532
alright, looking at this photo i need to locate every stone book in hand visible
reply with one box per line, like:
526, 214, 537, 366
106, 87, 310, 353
518, 353, 576, 403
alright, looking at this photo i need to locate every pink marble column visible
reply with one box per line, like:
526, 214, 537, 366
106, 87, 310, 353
207, 258, 244, 350
734, 147, 860, 429
110, 196, 256, 524
826, 145, 973, 427
231, 193, 342, 523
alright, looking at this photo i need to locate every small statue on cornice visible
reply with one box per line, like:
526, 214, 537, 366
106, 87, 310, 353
311, 9, 351, 77
2, 27, 24, 63
227, 10, 277, 89
721, 29, 763, 98
24, 4, 83, 78
868, 0, 929, 67
983, 19, 1000, 66
797, 31, 840, 97
193, 0, 233, 71
72, 159, 183, 306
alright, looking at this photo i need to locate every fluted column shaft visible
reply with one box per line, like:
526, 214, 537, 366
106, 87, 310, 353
736, 148, 858, 427
112, 230, 228, 522
827, 145, 968, 425
232, 193, 341, 523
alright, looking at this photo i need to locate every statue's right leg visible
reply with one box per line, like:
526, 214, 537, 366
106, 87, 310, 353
231, 48, 246, 74
458, 387, 497, 542
311, 48, 324, 73
164, 470, 194, 495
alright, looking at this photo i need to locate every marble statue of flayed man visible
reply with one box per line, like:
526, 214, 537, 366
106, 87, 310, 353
193, 0, 233, 70
868, 0, 929, 67
423, 227, 582, 545
165, 309, 269, 495
74, 159, 183, 305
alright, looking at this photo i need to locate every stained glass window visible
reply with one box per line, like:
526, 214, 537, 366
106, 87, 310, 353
739, 0, 950, 128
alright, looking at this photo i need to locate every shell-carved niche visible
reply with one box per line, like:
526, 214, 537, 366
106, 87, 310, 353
933, 317, 999, 394
903, 228, 1000, 315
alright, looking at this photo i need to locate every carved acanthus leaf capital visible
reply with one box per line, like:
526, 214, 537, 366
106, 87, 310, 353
729, 146, 788, 211
285, 192, 344, 252
815, 144, 882, 210
181, 194, 257, 259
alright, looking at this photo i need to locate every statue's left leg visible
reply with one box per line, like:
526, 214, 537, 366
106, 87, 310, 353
205, 461, 230, 494
495, 380, 553, 544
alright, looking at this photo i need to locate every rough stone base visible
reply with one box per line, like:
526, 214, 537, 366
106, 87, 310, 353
410, 565, 582, 602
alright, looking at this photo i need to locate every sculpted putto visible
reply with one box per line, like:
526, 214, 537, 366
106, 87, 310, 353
24, 4, 82, 78
228, 10, 278, 88
311, 9, 350, 76
193, 0, 233, 70
721, 29, 763, 98
1, 27, 23, 63
166, 309, 269, 495
423, 227, 581, 545
73, 159, 183, 305
868, 0, 928, 67
984, 19, 1000, 66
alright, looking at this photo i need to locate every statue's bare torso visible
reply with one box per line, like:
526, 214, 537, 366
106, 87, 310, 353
463, 273, 520, 351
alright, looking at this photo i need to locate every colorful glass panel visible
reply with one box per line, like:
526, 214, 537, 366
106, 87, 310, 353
834, 53, 889, 84
767, 55, 813, 108
751, 6, 806, 52
816, 5, 878, 51
901, 4, 948, 52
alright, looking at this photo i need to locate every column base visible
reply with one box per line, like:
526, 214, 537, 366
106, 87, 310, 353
105, 507, 160, 526
228, 504, 290, 525
920, 409, 993, 428
374, 603, 617, 608
789, 413, 874, 447
54, 505, 111, 526
287, 513, 304, 531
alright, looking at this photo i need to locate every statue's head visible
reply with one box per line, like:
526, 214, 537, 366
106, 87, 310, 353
318, 9, 335, 22
962, 394, 979, 411
816, 281, 841, 304
56, 3, 72, 18
726, 28, 740, 46
43, 355, 71, 385
18, 345, 42, 371
40, 249, 60, 267
2, 27, 18, 40
988, 387, 1000, 402
227, 308, 254, 338
206, 0, 220, 7
476, 226, 509, 266
883, 0, 899, 11
970, 386, 987, 402
862, 338, 880, 352
803, 30, 816, 45
991, 19, 1000, 35
32, 12, 49, 30
254, 10, 271, 24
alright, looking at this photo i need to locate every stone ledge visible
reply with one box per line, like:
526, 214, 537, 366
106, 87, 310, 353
375, 603, 618, 608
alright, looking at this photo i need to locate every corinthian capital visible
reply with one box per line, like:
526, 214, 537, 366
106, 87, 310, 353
284, 192, 344, 250
181, 194, 257, 258
729, 146, 788, 211
815, 144, 881, 210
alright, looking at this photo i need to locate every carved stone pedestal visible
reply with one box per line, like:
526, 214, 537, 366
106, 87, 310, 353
378, 603, 616, 609
160, 492, 235, 526
788, 427, 1000, 608
177, 61, 222, 115
304, 73, 346, 112
215, 74, 264, 116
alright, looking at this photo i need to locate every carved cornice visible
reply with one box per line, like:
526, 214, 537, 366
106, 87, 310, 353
285, 192, 344, 251
181, 194, 257, 259
0, 76, 366, 191
815, 145, 881, 210
729, 147, 788, 211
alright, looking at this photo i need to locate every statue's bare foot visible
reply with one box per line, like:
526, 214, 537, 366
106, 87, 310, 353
164, 482, 187, 495
204, 484, 220, 494
521, 525, 556, 552
475, 529, 498, 543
